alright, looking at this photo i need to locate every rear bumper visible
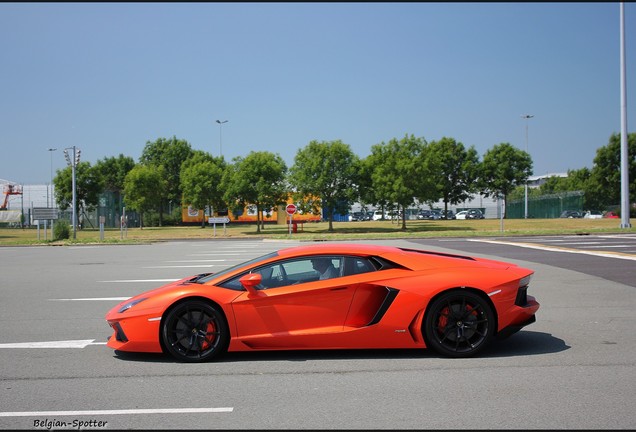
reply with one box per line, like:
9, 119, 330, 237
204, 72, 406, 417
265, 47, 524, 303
496, 314, 536, 339
496, 295, 539, 339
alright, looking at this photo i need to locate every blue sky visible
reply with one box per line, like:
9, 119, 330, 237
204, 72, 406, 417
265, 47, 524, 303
1, 2, 634, 185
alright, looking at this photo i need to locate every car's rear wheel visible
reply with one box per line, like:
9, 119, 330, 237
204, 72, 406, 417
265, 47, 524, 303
162, 300, 229, 362
423, 290, 495, 358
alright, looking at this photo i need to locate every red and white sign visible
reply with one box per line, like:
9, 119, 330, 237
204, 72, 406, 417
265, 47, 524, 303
286, 204, 297, 216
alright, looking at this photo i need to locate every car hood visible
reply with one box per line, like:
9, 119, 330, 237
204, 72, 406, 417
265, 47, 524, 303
106, 273, 241, 318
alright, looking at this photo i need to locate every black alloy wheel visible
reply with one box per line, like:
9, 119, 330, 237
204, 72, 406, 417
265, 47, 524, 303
423, 290, 495, 358
162, 300, 229, 362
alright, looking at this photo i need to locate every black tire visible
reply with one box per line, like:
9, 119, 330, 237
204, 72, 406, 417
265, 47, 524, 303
162, 300, 229, 362
423, 290, 495, 358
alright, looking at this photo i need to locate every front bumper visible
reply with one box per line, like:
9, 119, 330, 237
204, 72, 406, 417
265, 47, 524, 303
106, 315, 163, 353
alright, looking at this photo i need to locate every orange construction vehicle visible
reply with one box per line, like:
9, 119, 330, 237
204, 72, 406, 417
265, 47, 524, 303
1, 183, 22, 210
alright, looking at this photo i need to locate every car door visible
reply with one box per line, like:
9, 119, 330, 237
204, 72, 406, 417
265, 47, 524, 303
230, 256, 356, 344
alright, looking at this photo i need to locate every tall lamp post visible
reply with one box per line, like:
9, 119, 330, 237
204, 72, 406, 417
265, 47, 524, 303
47, 148, 57, 207
521, 114, 534, 219
619, 3, 631, 228
63, 146, 81, 239
216, 120, 228, 157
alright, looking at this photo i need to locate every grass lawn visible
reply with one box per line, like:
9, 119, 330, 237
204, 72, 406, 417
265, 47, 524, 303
0, 217, 633, 246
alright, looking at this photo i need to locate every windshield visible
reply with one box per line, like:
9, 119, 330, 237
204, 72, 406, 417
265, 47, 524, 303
195, 251, 279, 283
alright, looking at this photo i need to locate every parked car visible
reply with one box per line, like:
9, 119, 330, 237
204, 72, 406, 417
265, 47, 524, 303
349, 211, 368, 221
387, 210, 402, 220
583, 210, 603, 219
372, 210, 385, 221
417, 210, 440, 220
604, 211, 619, 219
417, 210, 432, 220
560, 210, 583, 218
105, 243, 540, 361
465, 209, 485, 219
455, 210, 468, 220
441, 210, 456, 220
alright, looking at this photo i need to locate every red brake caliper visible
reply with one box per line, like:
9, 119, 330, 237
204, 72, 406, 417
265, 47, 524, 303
201, 321, 216, 350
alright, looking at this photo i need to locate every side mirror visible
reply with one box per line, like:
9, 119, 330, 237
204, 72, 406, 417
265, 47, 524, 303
240, 273, 262, 295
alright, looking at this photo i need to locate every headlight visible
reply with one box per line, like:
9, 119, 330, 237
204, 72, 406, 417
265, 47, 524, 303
118, 298, 147, 313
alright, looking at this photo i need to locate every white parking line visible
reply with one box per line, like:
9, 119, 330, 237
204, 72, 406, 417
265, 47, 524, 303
188, 253, 243, 256
578, 245, 632, 248
0, 340, 96, 349
143, 265, 222, 268
469, 239, 636, 261
97, 279, 178, 283
0, 407, 234, 417
49, 297, 131, 301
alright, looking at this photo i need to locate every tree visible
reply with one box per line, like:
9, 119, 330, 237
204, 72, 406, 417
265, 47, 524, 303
180, 153, 227, 227
479, 143, 533, 217
123, 164, 167, 228
531, 169, 590, 197
587, 132, 636, 212
93, 154, 136, 193
53, 161, 103, 227
359, 151, 390, 218
222, 151, 288, 233
427, 137, 480, 215
288, 140, 360, 232
139, 136, 194, 224
93, 154, 136, 212
364, 135, 430, 230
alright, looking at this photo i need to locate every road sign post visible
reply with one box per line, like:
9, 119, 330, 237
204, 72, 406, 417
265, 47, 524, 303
208, 216, 230, 237
285, 204, 297, 238
33, 207, 58, 241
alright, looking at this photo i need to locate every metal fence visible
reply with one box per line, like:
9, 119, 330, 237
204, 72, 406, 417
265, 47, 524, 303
507, 191, 584, 219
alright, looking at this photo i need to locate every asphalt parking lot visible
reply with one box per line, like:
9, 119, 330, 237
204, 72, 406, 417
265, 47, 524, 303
1, 238, 635, 429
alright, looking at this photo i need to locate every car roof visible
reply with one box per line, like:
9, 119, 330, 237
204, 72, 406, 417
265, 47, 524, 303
276, 243, 399, 258
275, 243, 489, 269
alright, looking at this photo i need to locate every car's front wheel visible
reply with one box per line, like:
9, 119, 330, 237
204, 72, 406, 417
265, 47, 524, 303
423, 290, 495, 358
162, 300, 229, 362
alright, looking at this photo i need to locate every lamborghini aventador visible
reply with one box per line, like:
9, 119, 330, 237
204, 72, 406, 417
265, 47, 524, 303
105, 243, 539, 362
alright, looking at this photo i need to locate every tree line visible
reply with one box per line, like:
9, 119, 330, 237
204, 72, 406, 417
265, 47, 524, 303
52, 132, 635, 232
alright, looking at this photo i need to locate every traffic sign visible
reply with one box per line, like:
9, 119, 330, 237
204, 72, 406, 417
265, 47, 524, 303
32, 207, 58, 220
286, 204, 297, 216
208, 216, 230, 224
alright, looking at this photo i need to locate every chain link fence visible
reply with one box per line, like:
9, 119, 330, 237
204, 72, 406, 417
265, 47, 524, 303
507, 191, 584, 219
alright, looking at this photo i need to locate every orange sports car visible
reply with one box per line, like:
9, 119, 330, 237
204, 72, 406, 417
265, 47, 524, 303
105, 243, 539, 362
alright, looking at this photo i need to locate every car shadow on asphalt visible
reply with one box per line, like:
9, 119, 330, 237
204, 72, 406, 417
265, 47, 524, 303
482, 330, 569, 358
112, 330, 568, 363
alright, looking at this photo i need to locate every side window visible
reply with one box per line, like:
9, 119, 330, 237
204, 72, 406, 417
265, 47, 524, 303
255, 263, 285, 289
343, 256, 376, 276
281, 259, 318, 284
307, 256, 342, 282
218, 256, 350, 290
265, 256, 344, 286
217, 264, 283, 291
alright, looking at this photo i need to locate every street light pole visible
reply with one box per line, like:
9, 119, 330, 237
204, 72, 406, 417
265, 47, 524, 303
521, 114, 534, 219
64, 146, 81, 239
216, 120, 228, 157
47, 148, 57, 207
619, 3, 632, 228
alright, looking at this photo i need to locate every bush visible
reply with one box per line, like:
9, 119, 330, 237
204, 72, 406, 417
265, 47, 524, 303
53, 220, 70, 240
